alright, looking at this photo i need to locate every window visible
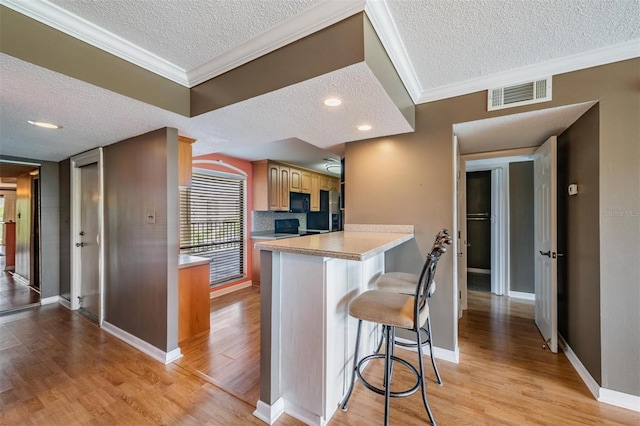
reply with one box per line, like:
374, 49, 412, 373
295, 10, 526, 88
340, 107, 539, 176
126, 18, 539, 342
180, 169, 246, 287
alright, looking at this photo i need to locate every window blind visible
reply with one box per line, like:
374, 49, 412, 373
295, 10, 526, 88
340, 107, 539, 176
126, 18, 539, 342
180, 170, 245, 286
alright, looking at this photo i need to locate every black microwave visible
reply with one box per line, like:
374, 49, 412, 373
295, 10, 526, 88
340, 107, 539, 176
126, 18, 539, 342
290, 192, 310, 213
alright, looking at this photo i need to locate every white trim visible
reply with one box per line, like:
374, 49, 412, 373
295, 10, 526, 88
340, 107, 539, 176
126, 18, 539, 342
559, 334, 640, 412
188, 0, 366, 86
1, 0, 186, 85
40, 295, 59, 305
283, 400, 326, 426
70, 148, 104, 324
491, 167, 509, 296
1, 0, 366, 88
209, 280, 252, 299
394, 337, 460, 364
58, 297, 72, 310
101, 321, 183, 364
599, 388, 640, 413
364, 1, 422, 102
417, 39, 640, 104
253, 398, 285, 425
558, 334, 600, 400
508, 291, 535, 301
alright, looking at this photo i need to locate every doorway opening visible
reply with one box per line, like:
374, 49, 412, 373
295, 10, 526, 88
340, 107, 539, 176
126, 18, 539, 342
0, 160, 42, 313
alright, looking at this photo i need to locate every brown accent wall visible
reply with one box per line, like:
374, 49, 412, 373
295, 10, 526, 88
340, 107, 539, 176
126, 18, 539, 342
509, 161, 534, 294
59, 159, 71, 301
558, 104, 601, 384
345, 59, 640, 396
191, 13, 365, 116
104, 128, 179, 352
0, 6, 190, 116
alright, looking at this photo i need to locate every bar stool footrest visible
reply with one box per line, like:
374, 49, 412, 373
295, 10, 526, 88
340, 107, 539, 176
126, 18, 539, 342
355, 354, 420, 398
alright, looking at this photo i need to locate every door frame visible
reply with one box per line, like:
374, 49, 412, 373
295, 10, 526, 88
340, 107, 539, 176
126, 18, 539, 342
70, 148, 104, 324
458, 148, 536, 308
465, 160, 509, 296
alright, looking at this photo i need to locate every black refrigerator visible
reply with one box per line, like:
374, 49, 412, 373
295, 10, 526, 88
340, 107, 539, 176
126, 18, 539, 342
307, 190, 342, 231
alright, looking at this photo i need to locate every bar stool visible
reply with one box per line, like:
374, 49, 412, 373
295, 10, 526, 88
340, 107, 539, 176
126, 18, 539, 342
373, 230, 451, 386
339, 236, 450, 425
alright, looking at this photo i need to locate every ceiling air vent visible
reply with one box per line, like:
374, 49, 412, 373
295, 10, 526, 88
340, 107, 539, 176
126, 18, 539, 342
488, 77, 552, 111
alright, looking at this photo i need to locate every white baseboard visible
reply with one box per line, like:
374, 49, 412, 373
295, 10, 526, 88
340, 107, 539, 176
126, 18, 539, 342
40, 295, 60, 305
599, 388, 640, 412
101, 321, 182, 364
253, 398, 285, 425
394, 337, 460, 364
558, 334, 600, 399
210, 279, 252, 299
508, 291, 535, 301
57, 297, 72, 310
283, 399, 326, 426
467, 268, 490, 274
559, 334, 640, 413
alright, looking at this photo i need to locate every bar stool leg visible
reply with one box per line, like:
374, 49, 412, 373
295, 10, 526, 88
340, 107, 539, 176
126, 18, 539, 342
383, 324, 393, 425
416, 325, 436, 425
424, 317, 443, 385
339, 319, 363, 411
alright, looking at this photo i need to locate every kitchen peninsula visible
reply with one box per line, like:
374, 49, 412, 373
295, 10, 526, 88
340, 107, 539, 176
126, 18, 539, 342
253, 225, 414, 426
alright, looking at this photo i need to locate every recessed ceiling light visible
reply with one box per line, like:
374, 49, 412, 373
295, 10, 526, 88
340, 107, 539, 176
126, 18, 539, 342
28, 120, 61, 129
324, 98, 342, 107
357, 124, 372, 131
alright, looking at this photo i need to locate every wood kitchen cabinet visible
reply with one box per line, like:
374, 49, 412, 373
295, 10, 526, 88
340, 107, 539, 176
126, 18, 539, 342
310, 174, 320, 211
290, 168, 302, 192
178, 257, 211, 343
301, 171, 312, 193
178, 135, 196, 187
253, 160, 291, 211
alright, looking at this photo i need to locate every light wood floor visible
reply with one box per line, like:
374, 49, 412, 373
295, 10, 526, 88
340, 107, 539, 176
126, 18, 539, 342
1, 288, 638, 425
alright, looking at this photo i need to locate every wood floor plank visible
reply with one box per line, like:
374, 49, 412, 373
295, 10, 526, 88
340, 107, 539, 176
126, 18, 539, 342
1, 289, 638, 425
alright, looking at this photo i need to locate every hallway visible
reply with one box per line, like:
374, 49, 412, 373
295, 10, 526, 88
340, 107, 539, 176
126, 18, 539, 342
1, 289, 637, 424
0, 248, 39, 314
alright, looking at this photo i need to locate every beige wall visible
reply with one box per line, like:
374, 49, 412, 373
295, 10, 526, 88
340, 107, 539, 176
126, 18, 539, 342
345, 58, 640, 395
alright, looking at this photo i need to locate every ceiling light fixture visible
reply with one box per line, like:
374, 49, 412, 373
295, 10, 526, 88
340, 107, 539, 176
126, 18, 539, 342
324, 98, 342, 107
28, 120, 61, 129
326, 163, 341, 172
357, 124, 372, 131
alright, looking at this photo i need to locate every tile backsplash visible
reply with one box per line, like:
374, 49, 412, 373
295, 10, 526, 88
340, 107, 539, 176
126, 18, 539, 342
252, 211, 307, 232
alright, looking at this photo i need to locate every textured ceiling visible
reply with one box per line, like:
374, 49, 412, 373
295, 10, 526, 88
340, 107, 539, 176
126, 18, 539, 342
48, 0, 319, 70
1, 0, 638, 166
454, 101, 597, 155
388, 0, 640, 92
0, 54, 411, 162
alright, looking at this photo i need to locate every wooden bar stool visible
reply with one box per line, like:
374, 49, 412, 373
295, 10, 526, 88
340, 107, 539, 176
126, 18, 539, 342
373, 230, 451, 386
339, 235, 451, 425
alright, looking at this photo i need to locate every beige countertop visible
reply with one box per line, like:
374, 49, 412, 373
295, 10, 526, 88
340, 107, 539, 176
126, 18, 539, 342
254, 229, 413, 261
178, 254, 211, 269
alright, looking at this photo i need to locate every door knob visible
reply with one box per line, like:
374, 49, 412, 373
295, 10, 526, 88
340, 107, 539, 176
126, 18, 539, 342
79, 231, 85, 236
76, 242, 85, 247
539, 250, 551, 257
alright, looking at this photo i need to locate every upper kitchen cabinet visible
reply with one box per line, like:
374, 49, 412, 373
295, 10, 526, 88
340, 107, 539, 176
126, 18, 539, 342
301, 171, 312, 194
290, 168, 302, 192
310, 174, 320, 212
253, 160, 290, 211
178, 135, 196, 187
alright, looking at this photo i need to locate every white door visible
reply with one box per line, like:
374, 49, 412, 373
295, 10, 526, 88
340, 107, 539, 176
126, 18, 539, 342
534, 136, 558, 353
78, 163, 100, 322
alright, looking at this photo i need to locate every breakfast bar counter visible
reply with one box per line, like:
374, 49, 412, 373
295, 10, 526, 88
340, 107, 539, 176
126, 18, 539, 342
253, 225, 414, 426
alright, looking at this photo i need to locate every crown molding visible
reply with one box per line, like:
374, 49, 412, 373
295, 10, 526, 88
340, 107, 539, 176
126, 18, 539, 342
1, 0, 188, 85
1, 0, 366, 88
417, 38, 640, 104
187, 0, 367, 86
364, 0, 422, 103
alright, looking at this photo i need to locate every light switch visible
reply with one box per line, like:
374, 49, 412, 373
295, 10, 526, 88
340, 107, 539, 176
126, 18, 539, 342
146, 210, 156, 224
